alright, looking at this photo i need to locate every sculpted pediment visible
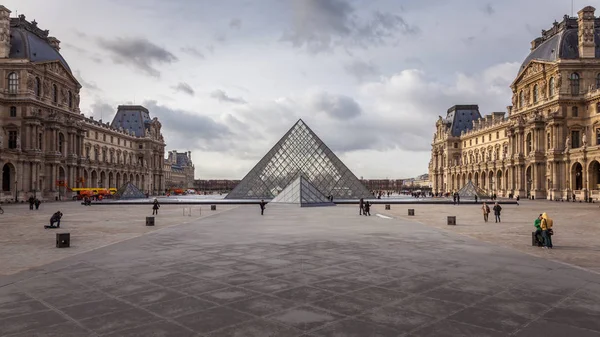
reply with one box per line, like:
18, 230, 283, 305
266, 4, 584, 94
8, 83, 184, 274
512, 60, 551, 86
34, 61, 81, 88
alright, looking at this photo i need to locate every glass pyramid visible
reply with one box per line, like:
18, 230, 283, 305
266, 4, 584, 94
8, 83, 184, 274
114, 182, 146, 199
457, 181, 490, 199
226, 119, 370, 200
270, 175, 335, 207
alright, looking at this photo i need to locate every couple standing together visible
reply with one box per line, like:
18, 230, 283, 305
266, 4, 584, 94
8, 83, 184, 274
481, 202, 502, 223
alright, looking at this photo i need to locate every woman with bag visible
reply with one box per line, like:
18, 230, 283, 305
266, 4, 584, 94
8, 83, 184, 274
540, 212, 553, 249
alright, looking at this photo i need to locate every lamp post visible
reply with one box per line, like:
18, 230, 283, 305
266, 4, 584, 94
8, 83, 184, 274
14, 179, 17, 202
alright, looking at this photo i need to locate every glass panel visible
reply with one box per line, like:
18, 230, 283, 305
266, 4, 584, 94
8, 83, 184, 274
227, 120, 370, 199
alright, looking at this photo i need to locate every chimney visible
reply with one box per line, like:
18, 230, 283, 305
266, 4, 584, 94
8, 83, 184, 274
578, 6, 596, 58
0, 5, 11, 58
47, 36, 61, 51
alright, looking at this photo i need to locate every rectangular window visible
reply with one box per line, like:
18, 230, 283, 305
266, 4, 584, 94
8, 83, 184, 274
453, 142, 458, 148
8, 131, 17, 149
38, 133, 42, 149
572, 131, 581, 148
475, 138, 478, 145
469, 139, 472, 146
95, 132, 98, 140
138, 144, 143, 149
488, 134, 491, 141
111, 136, 114, 143
9, 106, 16, 117
496, 131, 499, 139
596, 128, 600, 146
103, 134, 106, 141
572, 106, 579, 117
118, 138, 120, 145
463, 141, 466, 147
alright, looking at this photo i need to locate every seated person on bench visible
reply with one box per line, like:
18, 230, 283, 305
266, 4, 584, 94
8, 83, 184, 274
45, 211, 63, 229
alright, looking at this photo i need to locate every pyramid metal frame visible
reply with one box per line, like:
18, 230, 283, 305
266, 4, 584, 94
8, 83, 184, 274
114, 181, 146, 199
457, 180, 490, 199
270, 175, 335, 207
226, 119, 371, 200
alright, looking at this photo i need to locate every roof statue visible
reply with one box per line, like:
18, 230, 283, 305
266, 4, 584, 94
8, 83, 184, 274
114, 181, 146, 199
457, 181, 490, 199
226, 119, 370, 200
270, 175, 335, 207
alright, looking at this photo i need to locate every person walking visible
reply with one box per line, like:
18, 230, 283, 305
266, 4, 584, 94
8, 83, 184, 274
363, 201, 371, 216
28, 196, 35, 210
492, 202, 502, 223
540, 212, 553, 249
259, 199, 266, 216
152, 199, 160, 215
359, 198, 364, 215
481, 202, 490, 222
452, 193, 456, 205
457, 194, 461, 205
474, 195, 478, 203
34, 198, 41, 210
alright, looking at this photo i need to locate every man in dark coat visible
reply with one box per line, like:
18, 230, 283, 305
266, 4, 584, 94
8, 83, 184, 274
45, 211, 63, 229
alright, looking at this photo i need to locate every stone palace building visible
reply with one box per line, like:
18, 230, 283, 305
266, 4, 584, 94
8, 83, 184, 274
164, 150, 195, 190
0, 7, 166, 201
430, 6, 600, 201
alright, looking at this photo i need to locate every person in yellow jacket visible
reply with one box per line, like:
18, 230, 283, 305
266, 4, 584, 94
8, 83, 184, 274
540, 212, 553, 249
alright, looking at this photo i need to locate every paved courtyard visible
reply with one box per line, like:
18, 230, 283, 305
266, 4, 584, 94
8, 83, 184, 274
1, 202, 600, 336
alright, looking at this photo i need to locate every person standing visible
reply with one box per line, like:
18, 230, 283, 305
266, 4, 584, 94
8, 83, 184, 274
259, 199, 266, 216
359, 198, 364, 215
481, 202, 490, 222
34, 198, 41, 210
475, 195, 478, 203
534, 214, 543, 247
28, 196, 35, 210
152, 199, 160, 215
452, 193, 457, 205
457, 194, 461, 205
540, 212, 553, 249
492, 202, 502, 223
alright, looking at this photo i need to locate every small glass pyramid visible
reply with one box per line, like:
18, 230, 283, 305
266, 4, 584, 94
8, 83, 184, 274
270, 175, 335, 207
114, 181, 146, 199
457, 181, 490, 199
226, 119, 370, 200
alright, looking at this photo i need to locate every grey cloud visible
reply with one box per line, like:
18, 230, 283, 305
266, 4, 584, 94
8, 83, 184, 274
310, 92, 362, 120
75, 70, 101, 92
143, 100, 232, 150
181, 46, 205, 59
97, 37, 178, 77
344, 60, 379, 82
282, 0, 418, 53
210, 90, 247, 104
172, 82, 195, 96
229, 18, 242, 30
482, 4, 495, 15
89, 101, 114, 121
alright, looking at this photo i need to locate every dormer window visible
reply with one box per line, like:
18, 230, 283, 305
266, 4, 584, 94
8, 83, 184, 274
8, 72, 18, 94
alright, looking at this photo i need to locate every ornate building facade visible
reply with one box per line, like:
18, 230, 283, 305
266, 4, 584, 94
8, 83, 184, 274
0, 8, 165, 201
430, 6, 600, 201
164, 150, 195, 189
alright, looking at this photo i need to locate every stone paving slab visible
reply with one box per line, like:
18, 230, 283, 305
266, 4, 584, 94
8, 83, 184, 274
1, 204, 600, 336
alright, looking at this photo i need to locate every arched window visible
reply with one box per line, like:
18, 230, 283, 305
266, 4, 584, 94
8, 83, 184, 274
34, 77, 41, 97
8, 72, 18, 94
52, 84, 58, 103
9, 106, 16, 117
519, 91, 524, 108
549, 77, 555, 96
526, 133, 533, 154
68, 91, 73, 108
570, 72, 580, 95
533, 84, 539, 103
572, 106, 579, 117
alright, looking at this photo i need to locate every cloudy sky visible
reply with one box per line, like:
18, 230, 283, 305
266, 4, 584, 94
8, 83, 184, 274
8, 0, 589, 179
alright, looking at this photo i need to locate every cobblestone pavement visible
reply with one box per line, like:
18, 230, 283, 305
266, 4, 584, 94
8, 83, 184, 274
374, 199, 600, 274
1, 204, 600, 336
0, 201, 235, 275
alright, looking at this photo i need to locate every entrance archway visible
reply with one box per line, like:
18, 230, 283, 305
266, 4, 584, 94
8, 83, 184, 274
481, 172, 486, 190
572, 162, 583, 190
116, 173, 121, 188
109, 172, 114, 188
588, 160, 599, 191
474, 172, 479, 187
497, 170, 503, 192
100, 171, 106, 188
2, 163, 15, 192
